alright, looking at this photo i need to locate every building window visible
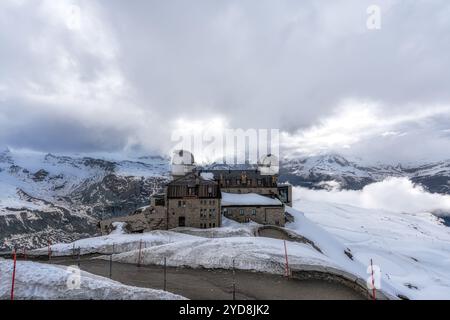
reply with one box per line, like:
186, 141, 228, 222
257, 179, 262, 186
239, 209, 245, 216
212, 223, 215, 228
182, 201, 186, 207
236, 179, 241, 185
251, 209, 256, 216
178, 200, 181, 208
247, 179, 252, 186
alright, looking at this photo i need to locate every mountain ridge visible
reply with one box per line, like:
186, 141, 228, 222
1, 149, 449, 250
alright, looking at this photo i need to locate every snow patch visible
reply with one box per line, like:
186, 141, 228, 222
221, 192, 282, 206
0, 258, 185, 300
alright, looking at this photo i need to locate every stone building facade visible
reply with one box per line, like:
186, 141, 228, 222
166, 172, 221, 229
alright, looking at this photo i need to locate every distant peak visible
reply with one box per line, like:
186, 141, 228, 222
0, 146, 11, 154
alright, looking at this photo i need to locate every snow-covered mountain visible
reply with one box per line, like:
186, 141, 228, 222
280, 154, 450, 194
0, 148, 169, 250
1, 148, 449, 251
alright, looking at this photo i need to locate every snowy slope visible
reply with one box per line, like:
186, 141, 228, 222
28, 200, 450, 299
0, 258, 185, 300
290, 195, 450, 299
30, 229, 201, 257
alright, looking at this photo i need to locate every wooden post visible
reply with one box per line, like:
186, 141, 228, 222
232, 259, 236, 300
284, 240, 290, 278
77, 247, 81, 267
11, 249, 17, 301
109, 243, 114, 279
109, 254, 113, 279
137, 240, 143, 267
47, 239, 52, 262
370, 258, 376, 300
163, 257, 167, 291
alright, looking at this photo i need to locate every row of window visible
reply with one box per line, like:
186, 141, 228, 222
200, 208, 216, 219
200, 199, 216, 205
242, 208, 257, 216
200, 208, 216, 213
200, 223, 216, 228
221, 178, 277, 187
187, 186, 214, 196
177, 200, 217, 207
222, 179, 259, 186
223, 208, 257, 216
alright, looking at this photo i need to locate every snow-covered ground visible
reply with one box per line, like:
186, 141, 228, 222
30, 229, 200, 257
221, 192, 282, 206
32, 217, 337, 276
30, 217, 256, 257
27, 187, 450, 300
0, 258, 185, 300
98, 234, 333, 275
290, 195, 450, 300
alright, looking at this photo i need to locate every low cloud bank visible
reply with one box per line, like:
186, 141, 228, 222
294, 177, 450, 216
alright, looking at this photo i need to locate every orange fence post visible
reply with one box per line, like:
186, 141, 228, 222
137, 240, 143, 267
11, 249, 17, 301
284, 240, 290, 277
370, 258, 376, 300
48, 239, 52, 261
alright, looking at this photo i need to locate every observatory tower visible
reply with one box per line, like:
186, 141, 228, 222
171, 149, 196, 179
258, 154, 279, 175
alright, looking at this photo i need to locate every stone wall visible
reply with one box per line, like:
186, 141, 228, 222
222, 205, 285, 226
99, 205, 167, 234
167, 198, 221, 229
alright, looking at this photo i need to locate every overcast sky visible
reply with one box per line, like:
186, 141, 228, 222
1, 0, 450, 163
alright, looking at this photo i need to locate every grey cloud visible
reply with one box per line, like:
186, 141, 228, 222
0, 0, 449, 161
